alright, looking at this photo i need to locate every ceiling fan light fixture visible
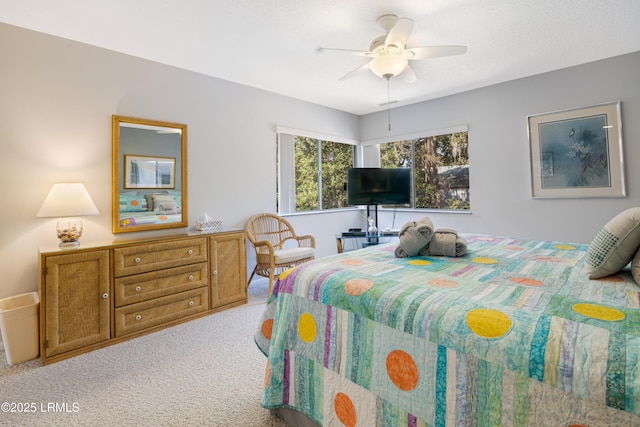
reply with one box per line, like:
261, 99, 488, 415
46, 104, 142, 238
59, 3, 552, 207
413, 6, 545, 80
369, 55, 408, 78
321, 13, 467, 83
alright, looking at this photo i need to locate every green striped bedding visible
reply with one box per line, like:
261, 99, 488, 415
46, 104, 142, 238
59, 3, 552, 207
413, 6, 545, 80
255, 234, 640, 426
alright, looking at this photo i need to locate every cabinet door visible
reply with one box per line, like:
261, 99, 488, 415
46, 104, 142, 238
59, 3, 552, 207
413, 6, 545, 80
43, 250, 110, 358
209, 232, 247, 308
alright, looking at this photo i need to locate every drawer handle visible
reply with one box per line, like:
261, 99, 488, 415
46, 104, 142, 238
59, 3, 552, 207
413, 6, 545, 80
188, 249, 193, 255
188, 275, 194, 280
102, 293, 109, 299
135, 314, 142, 321
134, 257, 141, 263
189, 301, 194, 306
213, 270, 218, 275
135, 286, 142, 292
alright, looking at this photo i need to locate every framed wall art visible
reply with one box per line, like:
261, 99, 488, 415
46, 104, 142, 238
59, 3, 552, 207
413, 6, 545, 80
527, 101, 625, 198
124, 154, 176, 189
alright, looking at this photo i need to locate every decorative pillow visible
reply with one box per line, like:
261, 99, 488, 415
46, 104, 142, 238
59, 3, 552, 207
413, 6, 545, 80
156, 201, 178, 215
144, 193, 158, 211
151, 194, 181, 213
632, 248, 640, 286
143, 192, 169, 211
119, 194, 148, 212
584, 207, 640, 279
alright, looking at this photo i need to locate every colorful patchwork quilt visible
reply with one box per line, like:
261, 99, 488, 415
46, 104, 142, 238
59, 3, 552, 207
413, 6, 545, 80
118, 211, 182, 227
255, 235, 640, 426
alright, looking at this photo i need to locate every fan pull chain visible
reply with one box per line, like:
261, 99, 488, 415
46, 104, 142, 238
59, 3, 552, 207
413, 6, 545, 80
387, 76, 391, 131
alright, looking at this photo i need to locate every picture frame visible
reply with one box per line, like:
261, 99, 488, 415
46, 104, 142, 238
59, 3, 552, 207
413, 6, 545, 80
124, 154, 176, 189
527, 101, 625, 198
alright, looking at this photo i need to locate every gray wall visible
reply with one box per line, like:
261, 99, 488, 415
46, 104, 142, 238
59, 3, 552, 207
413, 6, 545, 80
0, 23, 360, 300
360, 52, 640, 243
0, 21, 638, 302
118, 127, 183, 192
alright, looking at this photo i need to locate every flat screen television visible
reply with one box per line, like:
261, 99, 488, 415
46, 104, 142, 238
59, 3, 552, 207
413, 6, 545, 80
347, 168, 411, 206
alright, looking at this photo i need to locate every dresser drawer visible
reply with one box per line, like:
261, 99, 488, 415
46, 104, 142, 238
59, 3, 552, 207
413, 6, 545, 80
114, 262, 208, 307
114, 287, 208, 337
113, 237, 207, 277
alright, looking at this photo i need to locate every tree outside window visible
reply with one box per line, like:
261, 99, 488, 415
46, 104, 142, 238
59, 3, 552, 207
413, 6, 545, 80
293, 137, 354, 212
321, 141, 353, 209
380, 131, 469, 210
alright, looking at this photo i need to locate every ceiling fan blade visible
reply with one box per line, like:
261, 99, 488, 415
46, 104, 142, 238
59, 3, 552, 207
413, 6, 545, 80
400, 65, 417, 83
318, 47, 371, 56
385, 18, 414, 48
338, 61, 371, 81
406, 45, 467, 60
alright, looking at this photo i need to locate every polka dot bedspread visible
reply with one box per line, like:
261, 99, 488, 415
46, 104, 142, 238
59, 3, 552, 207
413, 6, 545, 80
255, 234, 640, 426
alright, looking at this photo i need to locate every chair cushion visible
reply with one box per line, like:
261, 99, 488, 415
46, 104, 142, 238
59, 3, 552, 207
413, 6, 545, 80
274, 247, 315, 264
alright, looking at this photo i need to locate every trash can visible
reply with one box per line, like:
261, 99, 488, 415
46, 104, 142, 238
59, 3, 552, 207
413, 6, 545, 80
0, 292, 40, 365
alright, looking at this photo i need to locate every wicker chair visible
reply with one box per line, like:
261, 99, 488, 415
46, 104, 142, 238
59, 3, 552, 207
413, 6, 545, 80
245, 213, 316, 295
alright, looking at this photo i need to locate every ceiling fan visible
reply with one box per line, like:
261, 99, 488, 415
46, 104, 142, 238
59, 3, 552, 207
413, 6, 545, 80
320, 14, 467, 82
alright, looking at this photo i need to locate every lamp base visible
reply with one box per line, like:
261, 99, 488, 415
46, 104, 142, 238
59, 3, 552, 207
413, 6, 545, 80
56, 219, 83, 249
59, 240, 80, 249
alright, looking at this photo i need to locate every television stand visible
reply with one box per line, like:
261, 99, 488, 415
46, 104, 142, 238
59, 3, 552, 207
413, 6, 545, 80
366, 204, 379, 232
335, 228, 399, 253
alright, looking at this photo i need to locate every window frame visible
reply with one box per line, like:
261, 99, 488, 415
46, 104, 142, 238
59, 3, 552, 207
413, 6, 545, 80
277, 128, 359, 214
276, 125, 469, 215
362, 125, 470, 212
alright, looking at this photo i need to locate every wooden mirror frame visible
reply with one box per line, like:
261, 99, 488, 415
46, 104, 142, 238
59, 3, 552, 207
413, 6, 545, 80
112, 115, 188, 233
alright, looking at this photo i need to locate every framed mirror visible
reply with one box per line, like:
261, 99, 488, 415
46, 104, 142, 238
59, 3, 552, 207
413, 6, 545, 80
112, 115, 188, 233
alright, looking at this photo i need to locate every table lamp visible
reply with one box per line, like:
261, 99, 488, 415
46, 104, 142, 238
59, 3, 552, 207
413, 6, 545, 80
36, 183, 100, 248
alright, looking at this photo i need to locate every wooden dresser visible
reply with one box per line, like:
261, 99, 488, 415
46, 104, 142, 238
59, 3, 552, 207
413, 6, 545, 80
38, 230, 246, 365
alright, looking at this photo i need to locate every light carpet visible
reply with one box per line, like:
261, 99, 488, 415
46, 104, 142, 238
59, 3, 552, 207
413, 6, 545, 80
0, 278, 287, 427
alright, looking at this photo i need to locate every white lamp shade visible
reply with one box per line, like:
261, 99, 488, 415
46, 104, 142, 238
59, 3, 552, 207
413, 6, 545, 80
37, 183, 99, 218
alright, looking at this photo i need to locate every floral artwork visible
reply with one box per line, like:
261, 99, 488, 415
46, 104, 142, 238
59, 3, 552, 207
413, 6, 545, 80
528, 102, 625, 198
538, 115, 610, 188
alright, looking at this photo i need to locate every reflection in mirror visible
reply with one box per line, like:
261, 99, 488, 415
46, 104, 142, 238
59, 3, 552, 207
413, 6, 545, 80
112, 115, 188, 233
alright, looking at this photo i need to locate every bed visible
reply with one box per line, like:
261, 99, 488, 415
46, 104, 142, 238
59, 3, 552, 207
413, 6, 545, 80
118, 191, 182, 227
255, 232, 640, 426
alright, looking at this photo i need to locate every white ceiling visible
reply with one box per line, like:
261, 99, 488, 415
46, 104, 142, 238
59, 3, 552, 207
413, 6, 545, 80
2, 0, 640, 115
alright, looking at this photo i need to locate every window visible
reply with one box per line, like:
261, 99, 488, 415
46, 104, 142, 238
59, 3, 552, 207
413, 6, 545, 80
278, 133, 355, 213
277, 127, 467, 213
378, 130, 469, 210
